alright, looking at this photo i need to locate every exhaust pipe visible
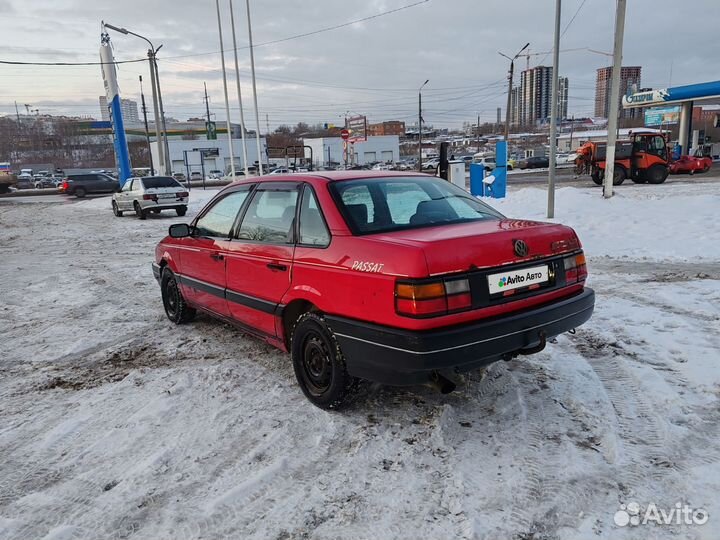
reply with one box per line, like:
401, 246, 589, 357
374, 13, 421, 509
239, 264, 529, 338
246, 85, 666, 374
428, 371, 456, 394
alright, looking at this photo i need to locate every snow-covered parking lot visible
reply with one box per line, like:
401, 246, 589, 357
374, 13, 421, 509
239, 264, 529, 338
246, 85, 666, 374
1, 182, 719, 540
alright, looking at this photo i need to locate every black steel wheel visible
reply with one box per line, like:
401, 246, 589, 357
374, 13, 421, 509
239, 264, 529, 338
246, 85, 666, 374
112, 201, 123, 217
161, 268, 195, 324
291, 312, 356, 410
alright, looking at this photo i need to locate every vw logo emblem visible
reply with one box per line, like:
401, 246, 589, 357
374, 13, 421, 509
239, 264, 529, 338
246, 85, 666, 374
514, 239, 529, 257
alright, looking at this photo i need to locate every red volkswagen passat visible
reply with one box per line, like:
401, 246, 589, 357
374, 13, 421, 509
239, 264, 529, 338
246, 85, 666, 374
153, 172, 594, 409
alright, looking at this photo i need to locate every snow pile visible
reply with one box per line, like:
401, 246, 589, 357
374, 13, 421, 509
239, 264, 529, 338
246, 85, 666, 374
483, 184, 720, 262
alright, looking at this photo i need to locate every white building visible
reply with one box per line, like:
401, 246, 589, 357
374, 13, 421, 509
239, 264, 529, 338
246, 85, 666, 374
99, 96, 139, 123
150, 138, 266, 175
303, 135, 400, 167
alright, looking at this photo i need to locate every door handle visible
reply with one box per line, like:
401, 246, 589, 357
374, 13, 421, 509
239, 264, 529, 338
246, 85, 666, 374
210, 253, 224, 261
266, 262, 288, 272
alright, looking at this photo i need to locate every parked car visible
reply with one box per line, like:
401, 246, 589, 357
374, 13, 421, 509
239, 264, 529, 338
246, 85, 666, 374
669, 155, 712, 175
15, 178, 34, 189
555, 153, 578, 165
190, 171, 203, 181
519, 156, 550, 169
208, 170, 223, 179
269, 168, 291, 175
172, 172, 187, 182
112, 176, 188, 219
421, 159, 439, 170
472, 156, 514, 171
59, 173, 118, 198
34, 177, 59, 189
152, 171, 594, 409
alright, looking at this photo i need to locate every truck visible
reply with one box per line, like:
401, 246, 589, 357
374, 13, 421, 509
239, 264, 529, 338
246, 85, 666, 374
575, 132, 670, 185
0, 162, 17, 194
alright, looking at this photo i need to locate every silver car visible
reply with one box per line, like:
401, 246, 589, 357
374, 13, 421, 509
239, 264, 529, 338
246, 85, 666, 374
112, 176, 188, 220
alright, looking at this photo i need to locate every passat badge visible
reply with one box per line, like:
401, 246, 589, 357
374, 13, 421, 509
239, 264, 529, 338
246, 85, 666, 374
514, 239, 529, 257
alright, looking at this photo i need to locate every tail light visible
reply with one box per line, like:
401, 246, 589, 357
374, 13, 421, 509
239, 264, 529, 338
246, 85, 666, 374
395, 278, 471, 317
143, 194, 158, 201
178, 192, 188, 198
564, 252, 587, 284
61, 181, 69, 191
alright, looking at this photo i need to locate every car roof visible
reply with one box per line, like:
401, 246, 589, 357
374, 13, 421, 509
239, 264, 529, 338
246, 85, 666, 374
226, 170, 434, 188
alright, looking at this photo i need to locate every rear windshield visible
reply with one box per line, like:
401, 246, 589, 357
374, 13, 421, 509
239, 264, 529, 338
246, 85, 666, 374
330, 176, 504, 234
142, 176, 181, 189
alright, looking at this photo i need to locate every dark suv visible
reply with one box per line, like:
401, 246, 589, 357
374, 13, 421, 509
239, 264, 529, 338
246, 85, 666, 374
60, 173, 118, 198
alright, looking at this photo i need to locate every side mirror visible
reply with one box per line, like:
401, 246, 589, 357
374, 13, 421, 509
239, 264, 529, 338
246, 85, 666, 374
169, 223, 192, 238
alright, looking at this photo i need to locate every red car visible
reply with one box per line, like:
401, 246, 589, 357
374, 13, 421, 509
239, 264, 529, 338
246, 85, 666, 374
669, 155, 712, 175
152, 172, 594, 409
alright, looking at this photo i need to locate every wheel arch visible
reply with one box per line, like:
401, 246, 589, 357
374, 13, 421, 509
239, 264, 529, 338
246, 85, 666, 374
280, 298, 320, 350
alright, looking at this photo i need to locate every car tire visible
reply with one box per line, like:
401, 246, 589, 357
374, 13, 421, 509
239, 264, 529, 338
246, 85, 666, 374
112, 201, 123, 217
591, 170, 602, 185
176, 206, 187, 217
161, 268, 196, 324
647, 164, 668, 184
134, 201, 146, 220
75, 187, 86, 198
291, 312, 357, 410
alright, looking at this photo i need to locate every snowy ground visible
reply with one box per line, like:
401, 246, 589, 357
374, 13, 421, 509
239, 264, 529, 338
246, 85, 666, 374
1, 183, 719, 540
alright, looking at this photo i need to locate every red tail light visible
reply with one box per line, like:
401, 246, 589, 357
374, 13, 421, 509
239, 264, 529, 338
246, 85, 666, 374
61, 181, 69, 191
395, 278, 471, 317
178, 192, 188, 198
143, 194, 158, 201
564, 252, 587, 284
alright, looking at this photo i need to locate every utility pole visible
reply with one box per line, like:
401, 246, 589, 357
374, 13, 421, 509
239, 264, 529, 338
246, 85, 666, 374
14, 101, 20, 123
245, 0, 264, 175
204, 82, 211, 123
139, 75, 155, 175
215, 0, 236, 179
228, 0, 250, 176
603, 0, 627, 199
476, 113, 481, 151
569, 114, 575, 152
152, 49, 170, 175
547, 0, 561, 219
418, 79, 429, 172
499, 43, 529, 142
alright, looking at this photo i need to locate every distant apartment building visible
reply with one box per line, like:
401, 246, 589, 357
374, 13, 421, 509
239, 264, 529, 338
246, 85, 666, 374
511, 66, 568, 127
367, 121, 406, 137
594, 66, 642, 119
98, 96, 140, 123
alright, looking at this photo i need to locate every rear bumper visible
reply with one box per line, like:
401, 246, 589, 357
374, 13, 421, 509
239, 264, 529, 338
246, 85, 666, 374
326, 288, 594, 385
139, 199, 187, 210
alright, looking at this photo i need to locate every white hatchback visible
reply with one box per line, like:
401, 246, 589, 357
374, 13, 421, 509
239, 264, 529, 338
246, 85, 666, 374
112, 176, 188, 220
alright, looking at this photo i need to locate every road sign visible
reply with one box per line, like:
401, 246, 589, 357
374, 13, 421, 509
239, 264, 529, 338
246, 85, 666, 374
206, 121, 217, 140
347, 116, 367, 142
341, 129, 350, 140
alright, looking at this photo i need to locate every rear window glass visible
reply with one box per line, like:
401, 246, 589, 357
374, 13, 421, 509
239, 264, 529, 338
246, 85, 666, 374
142, 176, 181, 189
330, 176, 504, 234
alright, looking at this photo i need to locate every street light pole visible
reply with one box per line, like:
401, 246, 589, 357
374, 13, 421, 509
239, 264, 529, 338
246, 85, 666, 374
229, 0, 250, 176
603, 0, 628, 199
499, 43, 529, 142
215, 0, 236, 179
245, 0, 264, 175
104, 22, 168, 174
418, 79, 429, 172
547, 0, 562, 218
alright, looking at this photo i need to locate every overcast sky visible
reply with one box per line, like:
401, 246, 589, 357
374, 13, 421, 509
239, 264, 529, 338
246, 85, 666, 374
0, 0, 717, 130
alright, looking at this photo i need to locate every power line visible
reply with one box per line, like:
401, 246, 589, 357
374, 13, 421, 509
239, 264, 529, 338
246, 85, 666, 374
0, 58, 147, 66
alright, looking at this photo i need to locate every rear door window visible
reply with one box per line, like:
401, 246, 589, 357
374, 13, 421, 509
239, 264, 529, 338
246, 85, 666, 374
338, 184, 375, 229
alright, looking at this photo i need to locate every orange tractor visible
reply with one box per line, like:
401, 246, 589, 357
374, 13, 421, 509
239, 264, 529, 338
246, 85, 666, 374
575, 132, 670, 185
